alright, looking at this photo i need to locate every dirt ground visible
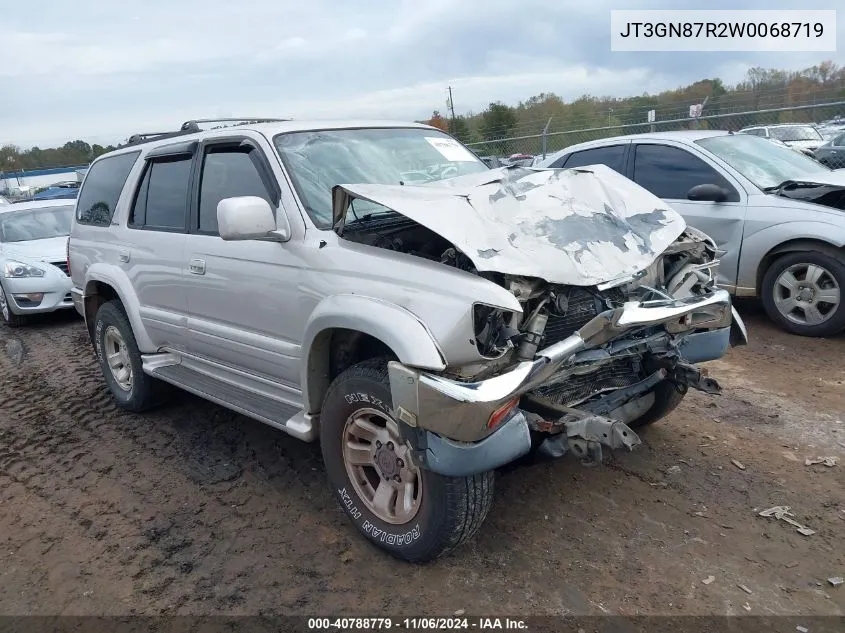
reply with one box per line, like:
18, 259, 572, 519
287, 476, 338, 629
0, 301, 843, 618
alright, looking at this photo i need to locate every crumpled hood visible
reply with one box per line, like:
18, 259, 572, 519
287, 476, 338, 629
1, 236, 68, 263
773, 169, 845, 211
332, 165, 687, 286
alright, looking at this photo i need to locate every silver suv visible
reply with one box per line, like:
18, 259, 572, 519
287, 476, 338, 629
69, 118, 747, 562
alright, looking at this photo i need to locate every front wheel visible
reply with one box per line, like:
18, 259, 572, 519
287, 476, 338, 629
0, 282, 27, 328
761, 252, 845, 337
628, 380, 686, 428
321, 359, 494, 562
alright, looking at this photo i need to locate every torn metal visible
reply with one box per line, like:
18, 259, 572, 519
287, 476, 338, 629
332, 165, 687, 286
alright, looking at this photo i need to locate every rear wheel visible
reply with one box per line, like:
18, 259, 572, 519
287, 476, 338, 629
761, 252, 845, 337
93, 300, 169, 411
321, 359, 494, 562
0, 282, 26, 328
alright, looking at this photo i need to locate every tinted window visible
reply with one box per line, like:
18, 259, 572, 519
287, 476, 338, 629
834, 133, 845, 147
633, 144, 735, 200
130, 157, 191, 230
742, 128, 766, 137
555, 145, 626, 173
198, 147, 271, 233
76, 152, 140, 225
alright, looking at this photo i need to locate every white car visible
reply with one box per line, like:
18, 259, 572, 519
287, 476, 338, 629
0, 199, 75, 326
738, 124, 824, 157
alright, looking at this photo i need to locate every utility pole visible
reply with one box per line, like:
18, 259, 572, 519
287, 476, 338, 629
447, 86, 456, 122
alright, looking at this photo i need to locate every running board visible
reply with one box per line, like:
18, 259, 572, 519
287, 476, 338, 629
142, 355, 318, 442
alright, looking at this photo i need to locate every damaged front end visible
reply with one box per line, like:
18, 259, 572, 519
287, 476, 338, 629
332, 165, 748, 476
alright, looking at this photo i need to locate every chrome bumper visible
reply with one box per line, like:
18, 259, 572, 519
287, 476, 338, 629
389, 289, 740, 443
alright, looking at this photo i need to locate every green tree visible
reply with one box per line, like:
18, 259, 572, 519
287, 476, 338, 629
480, 102, 517, 141
448, 116, 471, 143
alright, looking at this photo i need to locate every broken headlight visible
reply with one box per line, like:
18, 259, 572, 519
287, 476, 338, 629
473, 304, 519, 357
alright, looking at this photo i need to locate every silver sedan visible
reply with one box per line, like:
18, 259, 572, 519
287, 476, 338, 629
0, 199, 76, 327
539, 131, 845, 337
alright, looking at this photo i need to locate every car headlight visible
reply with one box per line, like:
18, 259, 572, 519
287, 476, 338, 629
4, 260, 45, 278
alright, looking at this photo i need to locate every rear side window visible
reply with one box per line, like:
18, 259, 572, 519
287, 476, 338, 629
76, 152, 140, 226
129, 156, 192, 231
555, 145, 627, 174
198, 147, 272, 234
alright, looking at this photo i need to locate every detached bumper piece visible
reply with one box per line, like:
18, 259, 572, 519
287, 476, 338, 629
530, 408, 642, 466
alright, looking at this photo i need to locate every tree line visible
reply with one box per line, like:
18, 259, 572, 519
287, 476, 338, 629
424, 61, 845, 155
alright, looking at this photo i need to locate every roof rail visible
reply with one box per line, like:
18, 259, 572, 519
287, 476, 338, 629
125, 118, 291, 147
180, 117, 291, 130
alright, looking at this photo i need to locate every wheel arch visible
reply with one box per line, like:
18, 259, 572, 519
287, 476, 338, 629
301, 295, 446, 415
755, 238, 845, 297
82, 265, 154, 351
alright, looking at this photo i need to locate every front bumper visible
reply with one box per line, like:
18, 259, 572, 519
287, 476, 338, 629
389, 289, 743, 446
3, 274, 74, 315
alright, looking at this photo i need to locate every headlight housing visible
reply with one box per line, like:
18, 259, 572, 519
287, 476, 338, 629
4, 260, 45, 278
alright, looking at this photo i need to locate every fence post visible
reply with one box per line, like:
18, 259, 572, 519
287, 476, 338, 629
541, 118, 552, 159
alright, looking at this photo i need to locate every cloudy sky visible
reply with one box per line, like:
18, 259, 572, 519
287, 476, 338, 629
1, 0, 842, 147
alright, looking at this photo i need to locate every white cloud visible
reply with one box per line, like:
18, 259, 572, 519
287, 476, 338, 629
0, 0, 843, 147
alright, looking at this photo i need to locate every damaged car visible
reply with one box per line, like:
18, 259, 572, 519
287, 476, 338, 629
540, 131, 845, 337
69, 120, 746, 563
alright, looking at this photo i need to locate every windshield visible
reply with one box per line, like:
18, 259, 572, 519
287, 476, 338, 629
0, 205, 74, 242
274, 127, 489, 228
696, 134, 830, 190
768, 125, 822, 142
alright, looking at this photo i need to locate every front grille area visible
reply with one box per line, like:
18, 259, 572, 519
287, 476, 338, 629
542, 287, 626, 347
51, 261, 69, 276
532, 358, 640, 407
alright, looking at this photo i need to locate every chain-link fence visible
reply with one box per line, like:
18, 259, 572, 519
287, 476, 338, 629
466, 100, 845, 169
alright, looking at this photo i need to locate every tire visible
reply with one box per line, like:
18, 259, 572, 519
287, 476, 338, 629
321, 359, 494, 563
0, 282, 27, 328
93, 300, 169, 412
629, 380, 686, 428
761, 251, 845, 337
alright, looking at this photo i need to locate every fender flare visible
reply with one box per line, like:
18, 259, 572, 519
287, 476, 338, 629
737, 222, 845, 291
301, 294, 446, 413
83, 264, 156, 352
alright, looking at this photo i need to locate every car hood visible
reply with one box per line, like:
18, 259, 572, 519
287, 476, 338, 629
1, 236, 68, 263
332, 165, 687, 286
774, 170, 845, 211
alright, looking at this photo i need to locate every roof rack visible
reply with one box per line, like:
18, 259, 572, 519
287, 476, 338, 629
126, 117, 291, 147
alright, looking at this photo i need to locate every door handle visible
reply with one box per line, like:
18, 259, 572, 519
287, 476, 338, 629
189, 258, 206, 275
119, 250, 130, 263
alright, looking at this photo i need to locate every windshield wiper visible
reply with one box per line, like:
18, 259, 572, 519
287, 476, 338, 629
343, 210, 398, 226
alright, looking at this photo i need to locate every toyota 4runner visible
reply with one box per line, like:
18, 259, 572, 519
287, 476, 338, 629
68, 118, 748, 562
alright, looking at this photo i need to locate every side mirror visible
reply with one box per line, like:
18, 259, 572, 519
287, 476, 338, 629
687, 183, 729, 203
217, 196, 290, 241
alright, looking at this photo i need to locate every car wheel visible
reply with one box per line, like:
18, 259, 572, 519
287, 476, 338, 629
762, 252, 845, 337
94, 300, 169, 411
0, 282, 27, 328
629, 380, 686, 428
321, 358, 494, 563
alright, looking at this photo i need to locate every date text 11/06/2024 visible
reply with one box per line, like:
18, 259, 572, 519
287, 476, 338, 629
307, 617, 529, 630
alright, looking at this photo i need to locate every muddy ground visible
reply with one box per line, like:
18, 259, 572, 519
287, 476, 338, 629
0, 302, 843, 618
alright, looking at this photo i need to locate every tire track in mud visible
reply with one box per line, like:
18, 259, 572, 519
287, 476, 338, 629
0, 319, 342, 613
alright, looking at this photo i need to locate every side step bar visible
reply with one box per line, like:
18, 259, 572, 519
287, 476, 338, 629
143, 356, 318, 442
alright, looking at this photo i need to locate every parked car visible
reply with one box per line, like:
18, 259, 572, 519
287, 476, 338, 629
69, 118, 745, 562
31, 181, 81, 201
738, 124, 824, 157
538, 131, 845, 337
814, 132, 845, 169
0, 199, 75, 326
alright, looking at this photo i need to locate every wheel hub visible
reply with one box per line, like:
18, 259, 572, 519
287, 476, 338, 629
797, 286, 815, 302
374, 442, 402, 480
